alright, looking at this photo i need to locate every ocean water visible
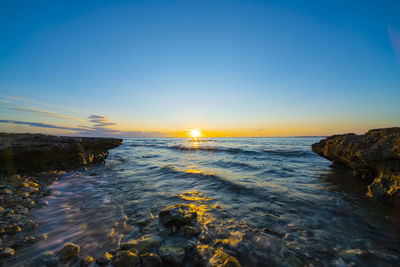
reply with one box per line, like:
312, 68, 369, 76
11, 138, 400, 266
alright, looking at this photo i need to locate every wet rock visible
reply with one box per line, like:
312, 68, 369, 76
33, 251, 59, 267
311, 128, 400, 202
0, 247, 15, 258
199, 232, 213, 244
59, 242, 80, 262
263, 227, 284, 238
159, 245, 186, 266
140, 252, 163, 267
159, 204, 197, 227
194, 244, 215, 265
179, 225, 201, 236
287, 254, 303, 267
113, 250, 139, 267
120, 234, 160, 253
95, 252, 113, 266
80, 255, 94, 266
209, 249, 241, 267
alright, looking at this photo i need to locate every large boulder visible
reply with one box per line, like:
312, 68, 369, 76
312, 128, 400, 202
0, 133, 122, 174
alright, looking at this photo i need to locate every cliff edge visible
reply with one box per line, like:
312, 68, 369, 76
0, 133, 123, 174
312, 128, 400, 203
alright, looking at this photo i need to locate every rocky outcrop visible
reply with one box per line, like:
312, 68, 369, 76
0, 133, 122, 174
312, 127, 400, 202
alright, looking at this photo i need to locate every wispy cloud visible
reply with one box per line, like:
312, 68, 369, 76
0, 116, 171, 138
9, 106, 78, 120
0, 120, 84, 131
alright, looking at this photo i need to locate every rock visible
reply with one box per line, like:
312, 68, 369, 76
0, 133, 122, 174
140, 252, 163, 267
159, 204, 197, 227
59, 243, 80, 262
81, 255, 94, 266
95, 252, 113, 266
33, 251, 59, 267
194, 244, 215, 265
199, 232, 212, 244
209, 249, 241, 267
159, 245, 186, 266
0, 247, 15, 258
179, 225, 201, 236
120, 234, 160, 253
113, 251, 139, 267
287, 254, 303, 267
312, 128, 400, 202
263, 227, 284, 238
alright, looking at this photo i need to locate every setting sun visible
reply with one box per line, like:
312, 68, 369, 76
190, 129, 201, 138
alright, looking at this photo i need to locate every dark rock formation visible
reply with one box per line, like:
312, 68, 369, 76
0, 133, 122, 174
312, 127, 400, 202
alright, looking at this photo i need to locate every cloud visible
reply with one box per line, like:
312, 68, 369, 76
0, 99, 78, 120
0, 117, 171, 138
9, 106, 78, 120
88, 115, 117, 127
0, 120, 84, 131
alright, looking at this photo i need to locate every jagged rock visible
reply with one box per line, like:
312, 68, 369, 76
59, 243, 80, 262
312, 128, 400, 202
209, 249, 241, 267
159, 245, 186, 266
0, 133, 122, 174
113, 250, 139, 267
159, 204, 197, 227
140, 252, 163, 267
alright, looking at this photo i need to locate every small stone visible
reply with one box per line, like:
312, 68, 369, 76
159, 245, 186, 267
159, 204, 197, 227
287, 254, 303, 267
140, 252, 163, 267
199, 232, 212, 244
81, 255, 94, 266
121, 234, 160, 253
179, 225, 201, 236
209, 249, 241, 267
96, 252, 113, 266
59, 243, 80, 262
1, 247, 15, 258
33, 251, 59, 267
113, 251, 139, 267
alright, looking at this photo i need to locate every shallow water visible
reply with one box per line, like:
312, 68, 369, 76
11, 138, 400, 266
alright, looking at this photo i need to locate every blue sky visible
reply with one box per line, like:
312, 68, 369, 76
1, 0, 399, 137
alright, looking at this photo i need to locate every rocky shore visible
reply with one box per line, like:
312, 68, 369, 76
0, 133, 122, 174
0, 133, 122, 264
312, 127, 400, 203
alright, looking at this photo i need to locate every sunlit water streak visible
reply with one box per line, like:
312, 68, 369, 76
11, 138, 400, 266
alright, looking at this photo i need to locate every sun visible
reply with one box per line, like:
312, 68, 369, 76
190, 129, 201, 138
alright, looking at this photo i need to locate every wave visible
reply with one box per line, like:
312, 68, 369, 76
263, 149, 311, 157
166, 145, 262, 156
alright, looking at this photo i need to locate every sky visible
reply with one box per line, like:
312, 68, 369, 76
1, 0, 399, 137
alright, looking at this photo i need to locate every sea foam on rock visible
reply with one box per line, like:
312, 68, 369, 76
312, 127, 400, 202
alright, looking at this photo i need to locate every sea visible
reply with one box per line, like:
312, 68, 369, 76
10, 137, 400, 266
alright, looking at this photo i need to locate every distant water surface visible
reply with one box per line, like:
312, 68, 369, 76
11, 138, 400, 266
